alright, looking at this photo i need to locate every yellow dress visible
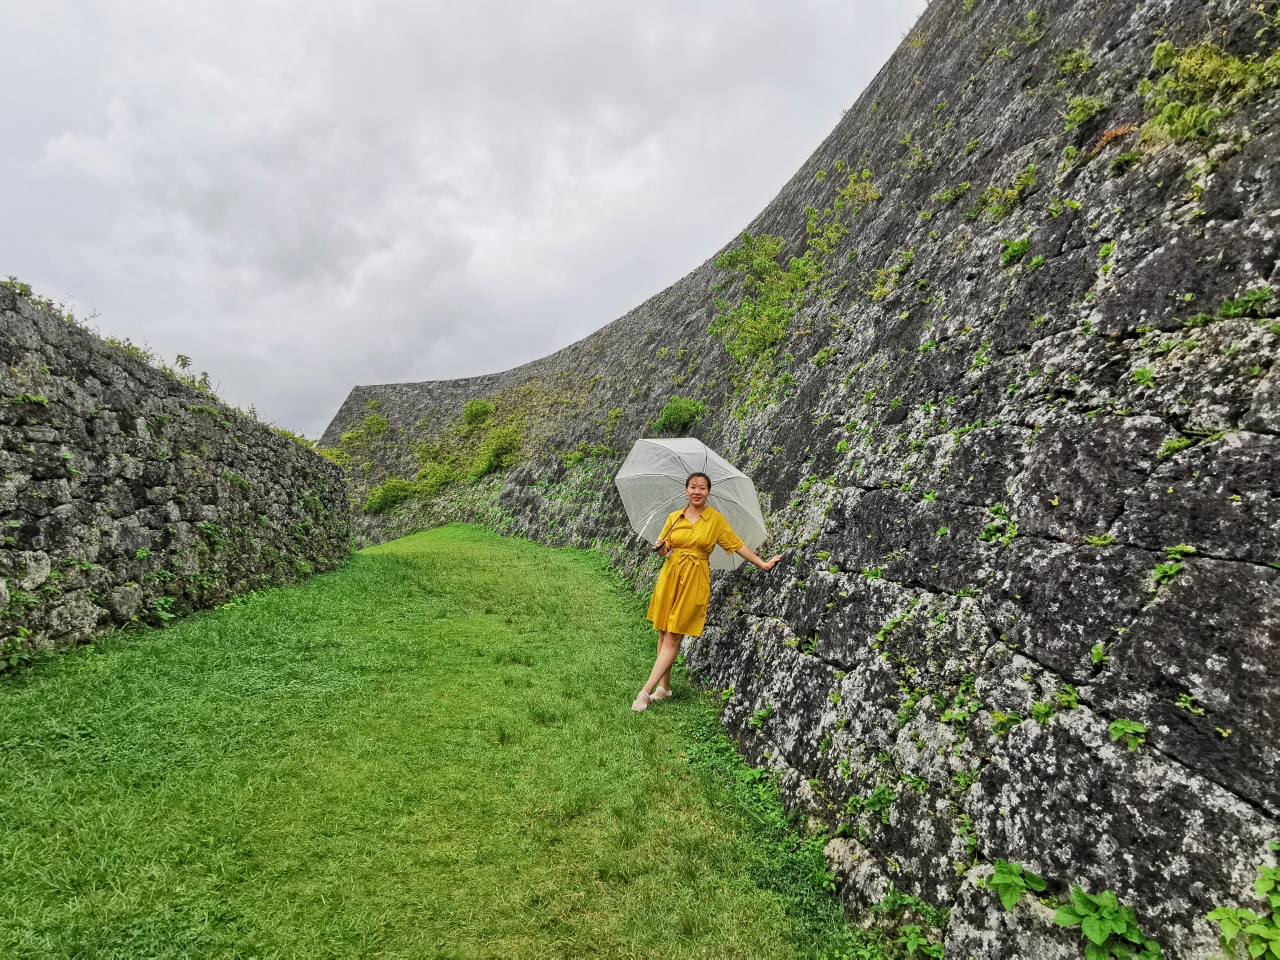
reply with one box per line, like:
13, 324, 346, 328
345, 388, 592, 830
646, 505, 745, 637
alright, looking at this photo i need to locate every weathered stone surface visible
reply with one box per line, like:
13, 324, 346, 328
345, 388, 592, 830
960, 709, 1276, 959
321, 0, 1279, 954
0, 288, 351, 652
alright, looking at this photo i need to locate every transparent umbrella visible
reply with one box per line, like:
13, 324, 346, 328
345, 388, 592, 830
614, 438, 767, 570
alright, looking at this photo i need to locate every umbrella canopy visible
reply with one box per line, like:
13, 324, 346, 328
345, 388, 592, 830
614, 438, 767, 570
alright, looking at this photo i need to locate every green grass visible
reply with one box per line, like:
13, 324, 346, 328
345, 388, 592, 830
0, 525, 883, 959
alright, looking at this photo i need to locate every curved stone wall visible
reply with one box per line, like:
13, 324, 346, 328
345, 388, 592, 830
321, 1, 1279, 955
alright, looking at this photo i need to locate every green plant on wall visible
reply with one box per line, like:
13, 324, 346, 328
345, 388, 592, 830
846, 782, 896, 825
1108, 718, 1147, 752
967, 165, 1037, 221
978, 503, 1018, 547
931, 182, 971, 204
710, 232, 823, 361
864, 249, 915, 300
1221, 285, 1275, 317
318, 412, 390, 467
1207, 846, 1280, 960
416, 461, 455, 497
1139, 40, 1280, 146
0, 629, 34, 672
710, 166, 879, 420
337, 388, 537, 513
461, 398, 495, 428
653, 396, 705, 434
401, 373, 597, 507
467, 425, 522, 479
989, 860, 1046, 910
896, 925, 943, 958
1053, 886, 1164, 958
1000, 237, 1030, 266
712, 166, 877, 360
1057, 47, 1093, 74
1063, 96, 1107, 131
363, 477, 417, 514
749, 703, 774, 729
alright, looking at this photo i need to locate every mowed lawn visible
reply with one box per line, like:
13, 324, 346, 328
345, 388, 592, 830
0, 525, 874, 959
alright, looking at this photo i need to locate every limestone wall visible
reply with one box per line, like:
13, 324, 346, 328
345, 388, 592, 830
0, 287, 351, 655
321, 0, 1279, 955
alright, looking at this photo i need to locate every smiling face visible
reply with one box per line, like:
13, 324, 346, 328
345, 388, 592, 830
685, 475, 709, 508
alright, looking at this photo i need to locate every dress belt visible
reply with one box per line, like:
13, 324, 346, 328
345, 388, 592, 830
670, 548, 708, 563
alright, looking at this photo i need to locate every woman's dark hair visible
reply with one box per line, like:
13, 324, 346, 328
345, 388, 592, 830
685, 472, 712, 489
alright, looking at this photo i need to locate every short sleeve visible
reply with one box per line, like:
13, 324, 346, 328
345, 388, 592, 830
658, 511, 679, 541
715, 512, 745, 554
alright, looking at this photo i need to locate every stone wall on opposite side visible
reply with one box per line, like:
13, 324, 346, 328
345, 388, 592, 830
0, 286, 351, 655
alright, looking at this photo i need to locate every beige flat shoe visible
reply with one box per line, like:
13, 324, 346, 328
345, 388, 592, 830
650, 686, 672, 701
631, 691, 653, 712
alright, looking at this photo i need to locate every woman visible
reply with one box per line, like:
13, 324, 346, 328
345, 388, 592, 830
632, 472, 782, 712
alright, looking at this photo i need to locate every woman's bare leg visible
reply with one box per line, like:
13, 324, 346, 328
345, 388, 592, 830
660, 632, 680, 691
662, 630, 680, 690
654, 631, 675, 692
642, 631, 683, 695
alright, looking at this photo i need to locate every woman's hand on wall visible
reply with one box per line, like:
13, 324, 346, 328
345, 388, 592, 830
735, 544, 782, 571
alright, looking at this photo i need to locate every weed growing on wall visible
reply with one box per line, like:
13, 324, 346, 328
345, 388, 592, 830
653, 396, 706, 434
931, 182, 971, 204
1139, 40, 1280, 146
864, 249, 916, 300
711, 233, 822, 361
1053, 886, 1164, 958
1109, 718, 1148, 751
339, 372, 599, 518
1221, 285, 1275, 317
710, 167, 880, 420
989, 860, 1047, 910
1110, 150, 1141, 175
845, 782, 897, 826
967, 165, 1037, 221
467, 425, 523, 480
1000, 237, 1030, 266
1057, 48, 1093, 75
319, 411, 389, 468
1063, 96, 1108, 131
1206, 846, 1280, 960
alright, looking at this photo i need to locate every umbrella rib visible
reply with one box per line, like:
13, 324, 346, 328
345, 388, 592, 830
638, 494, 686, 532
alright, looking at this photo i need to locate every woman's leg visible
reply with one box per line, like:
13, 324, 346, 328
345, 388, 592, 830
659, 634, 676, 692
641, 631, 683, 695
653, 631, 675, 693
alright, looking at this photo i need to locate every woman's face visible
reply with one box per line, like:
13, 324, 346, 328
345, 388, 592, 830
686, 477, 709, 507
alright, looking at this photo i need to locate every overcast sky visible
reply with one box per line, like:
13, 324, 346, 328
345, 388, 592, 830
1, 1, 926, 437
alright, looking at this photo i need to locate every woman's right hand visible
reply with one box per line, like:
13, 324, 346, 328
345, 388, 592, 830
652, 539, 667, 555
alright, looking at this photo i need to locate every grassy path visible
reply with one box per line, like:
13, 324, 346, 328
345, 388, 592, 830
0, 526, 878, 959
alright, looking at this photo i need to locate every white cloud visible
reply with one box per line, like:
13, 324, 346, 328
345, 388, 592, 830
0, 0, 925, 435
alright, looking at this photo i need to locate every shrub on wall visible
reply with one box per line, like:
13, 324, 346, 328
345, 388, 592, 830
461, 399, 495, 428
416, 462, 456, 497
653, 396, 705, 434
468, 425, 523, 479
364, 477, 417, 514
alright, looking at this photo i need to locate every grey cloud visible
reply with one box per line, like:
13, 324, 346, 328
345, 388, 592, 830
0, 0, 926, 436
